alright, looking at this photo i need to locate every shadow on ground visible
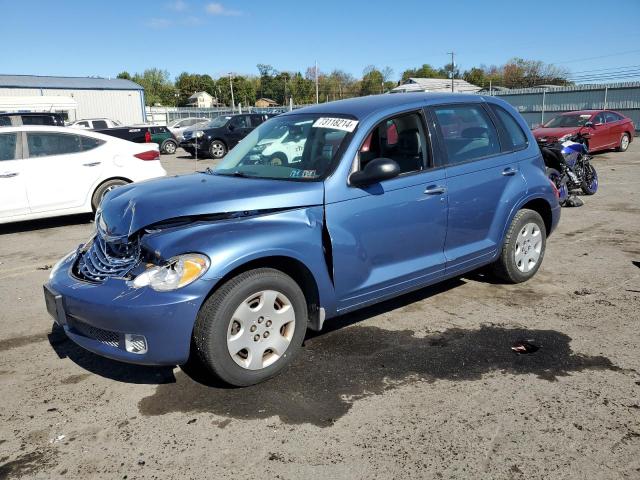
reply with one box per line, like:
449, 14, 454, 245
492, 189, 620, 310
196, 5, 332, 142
0, 213, 92, 235
47, 324, 175, 385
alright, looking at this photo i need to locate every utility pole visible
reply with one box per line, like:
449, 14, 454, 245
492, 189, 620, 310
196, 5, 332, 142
228, 73, 235, 112
447, 51, 455, 92
315, 60, 319, 104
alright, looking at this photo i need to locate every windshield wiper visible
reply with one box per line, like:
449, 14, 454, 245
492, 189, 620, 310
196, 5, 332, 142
215, 170, 255, 178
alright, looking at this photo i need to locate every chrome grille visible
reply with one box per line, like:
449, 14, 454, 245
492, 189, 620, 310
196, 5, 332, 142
75, 233, 139, 282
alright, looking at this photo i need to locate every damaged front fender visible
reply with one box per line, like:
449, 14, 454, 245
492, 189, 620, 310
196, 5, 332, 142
139, 206, 338, 325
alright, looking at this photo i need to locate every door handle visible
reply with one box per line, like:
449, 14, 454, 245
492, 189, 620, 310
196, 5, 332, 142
502, 167, 517, 176
424, 185, 446, 195
0, 172, 19, 178
83, 162, 101, 167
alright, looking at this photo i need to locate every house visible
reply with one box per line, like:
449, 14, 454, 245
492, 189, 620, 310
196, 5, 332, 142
186, 91, 215, 108
391, 77, 481, 94
0, 74, 145, 124
255, 98, 278, 108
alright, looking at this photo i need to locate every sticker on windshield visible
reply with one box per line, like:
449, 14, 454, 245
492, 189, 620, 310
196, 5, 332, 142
312, 117, 359, 132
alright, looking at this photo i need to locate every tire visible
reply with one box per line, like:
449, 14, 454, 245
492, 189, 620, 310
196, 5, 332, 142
269, 152, 288, 166
580, 163, 598, 195
184, 147, 195, 158
162, 139, 177, 154
91, 179, 128, 212
491, 209, 547, 284
193, 268, 307, 386
616, 133, 630, 152
545, 167, 568, 205
209, 140, 227, 159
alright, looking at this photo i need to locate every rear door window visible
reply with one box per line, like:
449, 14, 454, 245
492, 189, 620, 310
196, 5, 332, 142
92, 120, 108, 129
76, 121, 90, 128
22, 115, 53, 126
26, 132, 83, 158
0, 133, 18, 161
604, 112, 622, 123
593, 113, 605, 125
490, 104, 528, 151
433, 104, 501, 165
0, 117, 11, 127
80, 136, 105, 152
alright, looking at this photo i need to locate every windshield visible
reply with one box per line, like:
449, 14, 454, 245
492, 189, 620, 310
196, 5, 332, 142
543, 114, 591, 128
212, 113, 356, 181
206, 116, 232, 129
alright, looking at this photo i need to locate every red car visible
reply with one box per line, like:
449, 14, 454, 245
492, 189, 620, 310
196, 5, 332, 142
532, 110, 635, 152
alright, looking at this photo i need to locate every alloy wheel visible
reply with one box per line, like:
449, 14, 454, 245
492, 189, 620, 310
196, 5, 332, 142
514, 222, 542, 273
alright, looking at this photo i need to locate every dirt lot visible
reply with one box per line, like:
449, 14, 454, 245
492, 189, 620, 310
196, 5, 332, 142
1, 145, 639, 480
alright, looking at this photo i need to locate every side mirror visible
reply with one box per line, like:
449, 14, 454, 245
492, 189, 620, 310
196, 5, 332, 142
584, 121, 594, 128
349, 158, 400, 186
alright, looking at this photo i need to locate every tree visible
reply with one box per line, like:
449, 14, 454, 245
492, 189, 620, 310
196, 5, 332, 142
175, 73, 216, 105
360, 65, 385, 96
117, 71, 132, 80
463, 67, 487, 87
401, 64, 443, 82
132, 68, 177, 106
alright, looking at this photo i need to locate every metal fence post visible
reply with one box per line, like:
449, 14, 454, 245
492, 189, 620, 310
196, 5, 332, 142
603, 86, 608, 110
541, 90, 546, 125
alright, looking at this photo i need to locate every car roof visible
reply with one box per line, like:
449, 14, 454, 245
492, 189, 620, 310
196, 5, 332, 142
0, 112, 62, 116
0, 125, 124, 140
283, 92, 485, 120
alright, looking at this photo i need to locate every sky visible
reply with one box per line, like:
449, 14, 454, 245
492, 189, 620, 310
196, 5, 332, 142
2, 0, 640, 83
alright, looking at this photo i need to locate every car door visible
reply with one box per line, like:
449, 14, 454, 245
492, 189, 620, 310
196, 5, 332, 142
326, 111, 448, 311
430, 102, 527, 276
0, 131, 30, 219
588, 113, 608, 150
23, 131, 105, 212
226, 115, 252, 148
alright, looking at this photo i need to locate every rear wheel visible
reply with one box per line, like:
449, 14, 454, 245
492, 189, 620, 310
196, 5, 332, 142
616, 133, 630, 152
193, 268, 307, 386
269, 152, 288, 166
581, 163, 598, 195
162, 139, 177, 154
209, 140, 227, 159
91, 179, 128, 211
491, 209, 546, 283
546, 167, 568, 205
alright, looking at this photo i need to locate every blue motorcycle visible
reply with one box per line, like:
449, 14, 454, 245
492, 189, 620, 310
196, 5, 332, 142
538, 132, 598, 205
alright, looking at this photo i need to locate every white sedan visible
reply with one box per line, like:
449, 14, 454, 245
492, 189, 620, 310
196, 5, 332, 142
0, 126, 166, 224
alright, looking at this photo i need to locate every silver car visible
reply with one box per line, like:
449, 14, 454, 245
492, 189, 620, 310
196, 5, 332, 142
168, 117, 210, 141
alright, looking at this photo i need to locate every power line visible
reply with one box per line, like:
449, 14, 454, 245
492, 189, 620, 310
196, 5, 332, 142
551, 48, 640, 65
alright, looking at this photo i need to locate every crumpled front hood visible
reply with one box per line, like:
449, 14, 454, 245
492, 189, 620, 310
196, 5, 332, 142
99, 173, 324, 238
532, 127, 580, 139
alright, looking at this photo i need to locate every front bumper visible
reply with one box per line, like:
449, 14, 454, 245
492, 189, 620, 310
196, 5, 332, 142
44, 253, 210, 366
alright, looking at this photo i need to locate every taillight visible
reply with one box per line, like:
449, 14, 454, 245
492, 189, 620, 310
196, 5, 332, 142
549, 178, 559, 198
134, 150, 160, 161
145, 130, 152, 143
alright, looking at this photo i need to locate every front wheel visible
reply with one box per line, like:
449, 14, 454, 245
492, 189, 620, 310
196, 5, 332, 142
209, 140, 227, 159
581, 163, 598, 195
546, 167, 568, 205
491, 209, 546, 284
193, 268, 307, 386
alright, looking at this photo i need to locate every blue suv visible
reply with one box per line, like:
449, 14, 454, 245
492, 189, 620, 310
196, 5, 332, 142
44, 93, 561, 386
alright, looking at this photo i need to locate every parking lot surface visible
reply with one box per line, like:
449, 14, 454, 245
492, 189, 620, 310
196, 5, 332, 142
1, 146, 639, 479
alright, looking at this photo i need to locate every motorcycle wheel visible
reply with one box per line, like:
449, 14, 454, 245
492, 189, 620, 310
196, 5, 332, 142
546, 167, 568, 205
581, 163, 598, 195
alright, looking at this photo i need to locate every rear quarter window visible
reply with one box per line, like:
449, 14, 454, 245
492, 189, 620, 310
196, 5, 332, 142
490, 104, 528, 151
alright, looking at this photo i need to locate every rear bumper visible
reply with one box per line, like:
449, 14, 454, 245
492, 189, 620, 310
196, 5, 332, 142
44, 253, 210, 366
549, 203, 561, 236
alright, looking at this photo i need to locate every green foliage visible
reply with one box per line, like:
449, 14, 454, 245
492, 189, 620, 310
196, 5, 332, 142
132, 69, 177, 106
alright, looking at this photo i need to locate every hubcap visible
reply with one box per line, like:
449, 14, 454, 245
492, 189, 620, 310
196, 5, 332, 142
211, 143, 225, 158
621, 135, 629, 150
165, 142, 176, 153
226, 290, 296, 370
514, 222, 542, 273
102, 183, 122, 200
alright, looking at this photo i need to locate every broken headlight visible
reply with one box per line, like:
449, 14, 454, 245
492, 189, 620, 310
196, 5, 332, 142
131, 253, 210, 291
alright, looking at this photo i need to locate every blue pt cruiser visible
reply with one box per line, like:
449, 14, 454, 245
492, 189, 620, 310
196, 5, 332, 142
45, 93, 561, 386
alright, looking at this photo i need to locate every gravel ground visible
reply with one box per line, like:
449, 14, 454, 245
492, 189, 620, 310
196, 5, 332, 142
1, 145, 639, 479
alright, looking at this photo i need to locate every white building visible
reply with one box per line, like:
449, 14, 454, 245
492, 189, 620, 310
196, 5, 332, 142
186, 91, 215, 108
391, 77, 481, 94
0, 75, 146, 124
